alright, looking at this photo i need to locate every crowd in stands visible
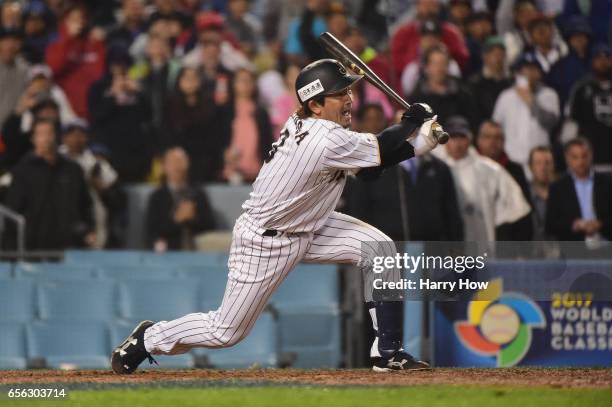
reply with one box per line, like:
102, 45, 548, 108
0, 0, 610, 252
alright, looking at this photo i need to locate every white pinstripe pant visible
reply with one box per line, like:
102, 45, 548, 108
144, 212, 397, 355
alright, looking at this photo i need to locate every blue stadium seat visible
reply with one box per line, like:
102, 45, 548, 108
64, 250, 143, 265
272, 264, 339, 307
206, 311, 278, 368
270, 264, 342, 368
277, 308, 341, 368
203, 184, 252, 229
142, 252, 229, 268
0, 322, 27, 369
14, 262, 97, 279
178, 266, 228, 311
109, 321, 194, 369
38, 280, 117, 321
0, 280, 36, 321
98, 265, 178, 280
0, 263, 12, 279
119, 279, 201, 322
27, 321, 110, 369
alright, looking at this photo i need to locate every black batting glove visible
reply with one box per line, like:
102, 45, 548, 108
401, 103, 435, 127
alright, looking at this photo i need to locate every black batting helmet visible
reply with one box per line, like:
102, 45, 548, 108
295, 59, 363, 105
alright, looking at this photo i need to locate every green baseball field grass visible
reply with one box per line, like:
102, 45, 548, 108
1, 368, 611, 406
3, 386, 612, 407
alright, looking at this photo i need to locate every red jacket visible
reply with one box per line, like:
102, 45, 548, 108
46, 25, 106, 118
391, 21, 469, 82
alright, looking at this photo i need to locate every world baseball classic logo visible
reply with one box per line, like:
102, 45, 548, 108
455, 278, 546, 367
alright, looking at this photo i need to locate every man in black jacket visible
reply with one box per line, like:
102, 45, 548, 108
347, 104, 463, 241
4, 118, 94, 250
146, 147, 215, 251
546, 138, 612, 241
468, 37, 512, 127
568, 44, 612, 165
348, 154, 463, 242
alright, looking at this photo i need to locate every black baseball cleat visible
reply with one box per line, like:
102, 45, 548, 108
372, 351, 430, 372
111, 320, 158, 374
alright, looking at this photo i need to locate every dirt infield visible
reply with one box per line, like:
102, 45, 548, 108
1, 368, 611, 389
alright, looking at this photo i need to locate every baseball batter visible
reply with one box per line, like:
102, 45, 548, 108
111, 59, 441, 374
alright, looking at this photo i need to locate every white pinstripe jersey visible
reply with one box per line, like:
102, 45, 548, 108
243, 113, 380, 233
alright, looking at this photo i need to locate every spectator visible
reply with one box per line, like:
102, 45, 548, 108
469, 37, 512, 127
434, 116, 531, 243
400, 20, 462, 97
162, 66, 227, 182
1, 98, 60, 171
146, 147, 215, 251
502, 0, 539, 65
45, 5, 106, 118
391, 0, 469, 81
21, 2, 54, 64
447, 0, 472, 35
0, 0, 22, 30
225, 0, 263, 57
105, 0, 148, 52
528, 146, 555, 240
270, 63, 301, 137
88, 49, 152, 182
348, 104, 463, 241
409, 46, 478, 130
464, 12, 494, 76
546, 138, 612, 241
324, 1, 349, 41
21, 65, 77, 128
343, 26, 396, 117
59, 119, 123, 249
4, 118, 94, 250
0, 28, 28, 128
148, 0, 191, 30
343, 25, 393, 86
131, 34, 181, 145
546, 16, 592, 108
568, 44, 612, 165
130, 13, 184, 61
525, 14, 567, 73
182, 14, 237, 106
493, 52, 559, 169
560, 0, 612, 43
284, 0, 328, 64
476, 120, 533, 240
222, 68, 274, 184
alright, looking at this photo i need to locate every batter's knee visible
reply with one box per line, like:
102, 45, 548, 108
211, 327, 248, 348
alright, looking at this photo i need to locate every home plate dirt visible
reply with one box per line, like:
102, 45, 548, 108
1, 368, 611, 389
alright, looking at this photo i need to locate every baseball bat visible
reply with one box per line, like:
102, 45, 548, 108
317, 32, 449, 144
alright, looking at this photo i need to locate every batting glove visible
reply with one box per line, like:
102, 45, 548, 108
408, 115, 439, 156
401, 103, 435, 127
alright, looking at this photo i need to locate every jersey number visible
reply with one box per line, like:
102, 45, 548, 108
265, 129, 290, 163
265, 128, 310, 163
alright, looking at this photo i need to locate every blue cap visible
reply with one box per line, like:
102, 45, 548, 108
445, 116, 473, 140
513, 51, 544, 72
592, 43, 612, 57
564, 16, 592, 38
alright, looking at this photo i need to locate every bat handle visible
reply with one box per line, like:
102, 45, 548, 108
432, 122, 449, 145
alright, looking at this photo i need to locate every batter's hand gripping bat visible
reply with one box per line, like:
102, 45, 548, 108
318, 31, 449, 144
